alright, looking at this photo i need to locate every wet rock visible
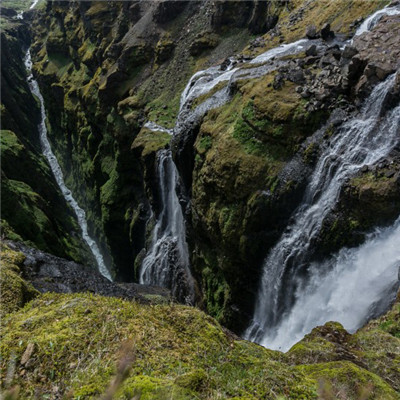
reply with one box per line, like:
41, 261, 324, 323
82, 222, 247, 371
320, 23, 335, 41
305, 44, 317, 57
306, 24, 318, 39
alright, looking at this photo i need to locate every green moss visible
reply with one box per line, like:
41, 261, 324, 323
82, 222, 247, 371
131, 128, 171, 157
0, 243, 38, 318
298, 361, 398, 400
0, 292, 319, 399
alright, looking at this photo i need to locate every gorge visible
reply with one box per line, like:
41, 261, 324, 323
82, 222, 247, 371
1, 0, 400, 398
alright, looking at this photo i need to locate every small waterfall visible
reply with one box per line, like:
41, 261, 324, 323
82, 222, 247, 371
245, 75, 400, 348
24, 49, 112, 281
16, 0, 40, 19
139, 150, 195, 304
353, 5, 400, 38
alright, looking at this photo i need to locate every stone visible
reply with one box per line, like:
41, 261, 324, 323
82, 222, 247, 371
342, 46, 358, 60
21, 343, 35, 366
375, 63, 395, 80
306, 25, 318, 39
306, 44, 318, 57
385, 170, 395, 178
364, 63, 377, 78
320, 23, 335, 41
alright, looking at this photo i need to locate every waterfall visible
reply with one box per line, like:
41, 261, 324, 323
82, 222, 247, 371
353, 5, 400, 38
244, 4, 400, 350
258, 219, 400, 351
24, 49, 112, 281
138, 38, 312, 302
139, 150, 195, 304
245, 74, 400, 349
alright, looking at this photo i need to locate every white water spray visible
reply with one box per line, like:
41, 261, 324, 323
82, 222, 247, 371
261, 219, 400, 351
139, 150, 195, 304
245, 74, 400, 348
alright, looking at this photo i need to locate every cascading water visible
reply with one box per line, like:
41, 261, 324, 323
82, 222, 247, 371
138, 18, 339, 303
353, 5, 400, 37
139, 150, 195, 304
138, 38, 314, 302
259, 219, 400, 351
244, 4, 400, 350
24, 46, 112, 280
245, 74, 400, 349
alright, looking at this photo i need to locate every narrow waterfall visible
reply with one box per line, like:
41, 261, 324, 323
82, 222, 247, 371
353, 5, 400, 37
139, 150, 195, 304
138, 40, 312, 303
24, 49, 112, 281
245, 75, 400, 349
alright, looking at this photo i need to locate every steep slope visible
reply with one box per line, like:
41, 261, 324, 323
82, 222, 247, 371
29, 0, 283, 281
0, 11, 91, 264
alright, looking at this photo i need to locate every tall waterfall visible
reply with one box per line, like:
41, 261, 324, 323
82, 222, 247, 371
24, 50, 112, 281
245, 74, 400, 350
139, 150, 195, 304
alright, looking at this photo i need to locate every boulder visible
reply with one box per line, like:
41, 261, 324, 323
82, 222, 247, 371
306, 24, 318, 39
306, 44, 317, 57
320, 23, 335, 41
342, 45, 358, 60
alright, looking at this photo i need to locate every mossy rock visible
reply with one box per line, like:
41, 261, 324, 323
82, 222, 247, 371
131, 127, 171, 157
0, 243, 38, 318
0, 292, 319, 399
298, 361, 398, 400
286, 301, 400, 394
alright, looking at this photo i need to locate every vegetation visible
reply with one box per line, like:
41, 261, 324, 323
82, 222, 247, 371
1, 246, 398, 399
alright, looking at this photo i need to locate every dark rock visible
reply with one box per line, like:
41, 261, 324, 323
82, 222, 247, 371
320, 23, 335, 41
327, 45, 341, 61
153, 0, 187, 24
361, 165, 369, 173
273, 73, 285, 90
289, 69, 305, 84
6, 241, 170, 303
306, 44, 317, 57
386, 170, 395, 178
342, 45, 358, 60
306, 24, 318, 39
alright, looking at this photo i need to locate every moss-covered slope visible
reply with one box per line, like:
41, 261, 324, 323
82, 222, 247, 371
1, 244, 399, 399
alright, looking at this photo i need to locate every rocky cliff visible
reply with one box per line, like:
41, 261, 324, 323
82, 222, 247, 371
2, 0, 399, 332
0, 9, 91, 265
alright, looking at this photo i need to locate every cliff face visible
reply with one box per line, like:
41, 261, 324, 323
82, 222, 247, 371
0, 15, 91, 265
28, 0, 280, 281
3, 0, 399, 331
